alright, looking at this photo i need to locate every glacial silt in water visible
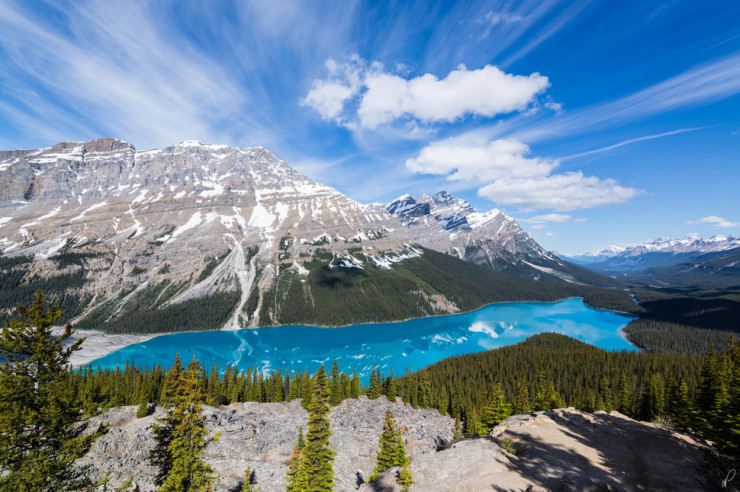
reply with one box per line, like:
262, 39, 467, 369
88, 298, 634, 378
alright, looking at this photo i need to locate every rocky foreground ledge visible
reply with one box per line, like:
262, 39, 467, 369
80, 397, 709, 491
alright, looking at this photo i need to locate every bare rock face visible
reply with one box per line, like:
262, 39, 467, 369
80, 403, 708, 492
79, 396, 453, 492
382, 191, 585, 283
0, 139, 409, 328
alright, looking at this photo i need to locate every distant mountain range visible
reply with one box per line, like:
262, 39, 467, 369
0, 138, 611, 332
568, 235, 740, 289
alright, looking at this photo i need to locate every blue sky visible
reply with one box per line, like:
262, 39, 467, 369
1, 0, 739, 253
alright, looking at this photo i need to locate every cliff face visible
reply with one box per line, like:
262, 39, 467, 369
80, 398, 708, 492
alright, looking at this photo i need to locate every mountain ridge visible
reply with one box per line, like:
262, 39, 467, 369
0, 138, 622, 332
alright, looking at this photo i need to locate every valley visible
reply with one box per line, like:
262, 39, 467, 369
2, 4, 739, 490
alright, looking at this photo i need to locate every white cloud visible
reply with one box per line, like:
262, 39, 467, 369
689, 216, 738, 228
479, 173, 641, 211
301, 58, 363, 122
303, 81, 357, 121
405, 138, 556, 182
407, 137, 642, 211
303, 60, 549, 129
521, 213, 576, 229
524, 213, 577, 224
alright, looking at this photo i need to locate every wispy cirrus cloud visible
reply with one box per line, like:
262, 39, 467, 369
0, 1, 246, 148
559, 127, 704, 161
500, 0, 593, 67
513, 52, 740, 143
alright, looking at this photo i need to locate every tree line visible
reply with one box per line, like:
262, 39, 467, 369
1, 293, 738, 491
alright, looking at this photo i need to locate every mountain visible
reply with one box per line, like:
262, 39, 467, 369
569, 235, 740, 272
0, 139, 625, 333
617, 247, 740, 289
382, 191, 613, 286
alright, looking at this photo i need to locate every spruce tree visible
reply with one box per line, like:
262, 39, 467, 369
151, 355, 187, 484
157, 358, 215, 492
242, 466, 254, 492
512, 381, 531, 414
0, 291, 92, 491
616, 372, 632, 416
453, 416, 463, 441
598, 375, 612, 411
668, 378, 694, 431
137, 399, 151, 418
477, 383, 511, 435
724, 339, 740, 455
367, 369, 382, 400
370, 410, 413, 492
330, 360, 341, 406
160, 354, 186, 406
300, 365, 335, 491
285, 428, 307, 492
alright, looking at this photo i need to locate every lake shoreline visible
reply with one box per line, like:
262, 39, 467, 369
67, 330, 167, 368
75, 297, 637, 370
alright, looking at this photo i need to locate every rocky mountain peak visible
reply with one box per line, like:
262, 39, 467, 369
381, 190, 576, 281
0, 139, 410, 329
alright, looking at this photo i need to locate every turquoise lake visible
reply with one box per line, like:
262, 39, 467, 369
89, 298, 634, 378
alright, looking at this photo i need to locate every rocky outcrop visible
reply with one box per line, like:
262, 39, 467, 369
80, 401, 708, 492
412, 408, 709, 491
79, 396, 453, 492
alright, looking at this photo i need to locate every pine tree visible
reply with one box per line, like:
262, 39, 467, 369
367, 369, 382, 400
370, 410, 413, 492
638, 373, 665, 422
598, 375, 612, 411
616, 372, 632, 416
242, 466, 254, 492
668, 378, 694, 431
724, 339, 740, 455
477, 383, 511, 435
534, 373, 565, 411
453, 416, 463, 441
350, 372, 361, 399
464, 407, 480, 437
512, 381, 531, 414
151, 356, 187, 484
157, 358, 215, 492
286, 428, 307, 492
137, 399, 151, 418
0, 291, 92, 491
330, 360, 341, 406
300, 365, 335, 491
160, 354, 186, 406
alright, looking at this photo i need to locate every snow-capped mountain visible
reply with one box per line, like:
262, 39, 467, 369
569, 235, 740, 272
381, 191, 600, 284
0, 138, 415, 329
581, 235, 740, 259
0, 139, 613, 332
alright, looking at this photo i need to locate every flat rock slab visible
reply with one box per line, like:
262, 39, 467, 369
80, 403, 707, 491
